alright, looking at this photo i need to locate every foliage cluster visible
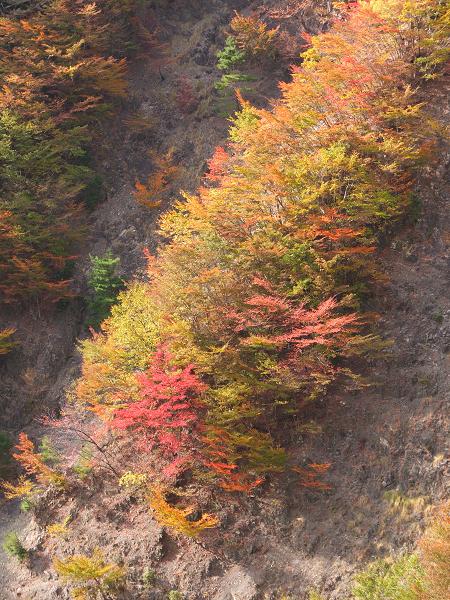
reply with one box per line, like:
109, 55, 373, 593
0, 328, 16, 355
370, 0, 450, 78
73, 444, 93, 479
216, 36, 246, 72
4, 0, 445, 538
142, 566, 156, 586
384, 488, 429, 519
353, 554, 424, 600
215, 12, 280, 94
230, 12, 280, 59
72, 1, 447, 512
86, 251, 124, 330
47, 515, 71, 538
148, 487, 219, 537
12, 432, 65, 487
118, 471, 148, 489
2, 531, 28, 561
0, 0, 145, 304
352, 501, 450, 600
1, 474, 34, 500
134, 149, 180, 209
54, 548, 126, 599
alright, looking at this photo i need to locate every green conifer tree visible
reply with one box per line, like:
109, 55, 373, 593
86, 252, 124, 330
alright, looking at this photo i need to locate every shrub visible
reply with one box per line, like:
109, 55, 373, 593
142, 566, 156, 586
1, 475, 36, 510
112, 348, 207, 481
12, 432, 65, 487
351, 500, 449, 600
383, 489, 429, 519
86, 252, 124, 330
419, 501, 450, 600
230, 12, 279, 59
134, 150, 180, 209
73, 445, 93, 479
0, 329, 16, 356
352, 554, 422, 600
2, 532, 28, 562
149, 488, 218, 537
54, 548, 126, 599
168, 591, 183, 600
47, 516, 71, 539
118, 471, 148, 489
38, 436, 60, 465
20, 498, 33, 513
216, 36, 246, 71
1, 476, 34, 500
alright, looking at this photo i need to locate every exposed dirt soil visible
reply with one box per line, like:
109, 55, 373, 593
0, 2, 448, 599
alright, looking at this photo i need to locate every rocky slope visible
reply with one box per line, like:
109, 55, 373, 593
0, 2, 448, 599
0, 0, 331, 428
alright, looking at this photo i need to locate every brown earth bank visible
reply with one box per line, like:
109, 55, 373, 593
0, 1, 448, 599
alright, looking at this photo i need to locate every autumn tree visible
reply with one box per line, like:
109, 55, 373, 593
112, 347, 206, 480
73, 1, 445, 507
230, 12, 280, 59
0, 0, 149, 304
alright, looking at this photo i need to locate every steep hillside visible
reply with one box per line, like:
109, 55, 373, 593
1, 0, 305, 426
0, 1, 448, 599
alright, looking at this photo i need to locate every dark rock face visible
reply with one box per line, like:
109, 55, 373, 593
0, 0, 44, 15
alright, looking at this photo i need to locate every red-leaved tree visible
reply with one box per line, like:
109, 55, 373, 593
112, 348, 207, 479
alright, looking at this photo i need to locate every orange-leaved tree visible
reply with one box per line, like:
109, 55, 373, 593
12, 433, 65, 487
72, 1, 445, 508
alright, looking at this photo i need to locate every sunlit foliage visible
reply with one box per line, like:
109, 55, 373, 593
351, 501, 450, 600
1, 475, 34, 500
54, 548, 126, 599
148, 487, 219, 537
37, 0, 447, 531
12, 432, 65, 487
0, 0, 144, 304
419, 501, 450, 600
